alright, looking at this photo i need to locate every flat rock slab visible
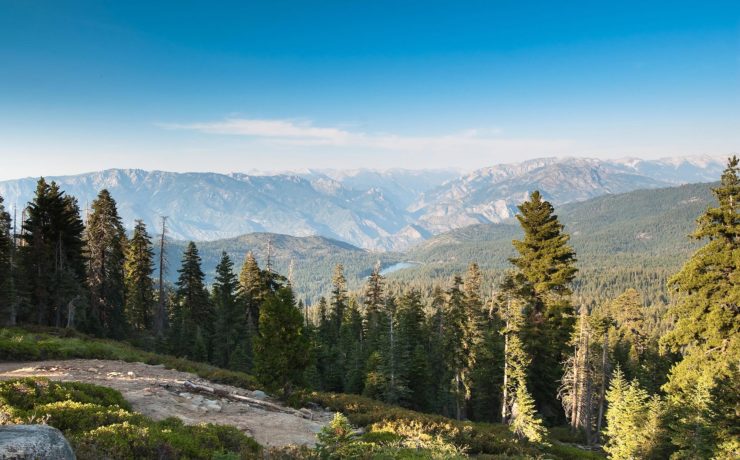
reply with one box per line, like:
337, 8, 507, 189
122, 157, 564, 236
0, 424, 75, 459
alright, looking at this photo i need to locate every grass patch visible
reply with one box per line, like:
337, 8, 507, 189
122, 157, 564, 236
0, 377, 261, 459
0, 327, 259, 390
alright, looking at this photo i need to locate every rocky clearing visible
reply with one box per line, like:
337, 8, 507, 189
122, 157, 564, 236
0, 359, 333, 447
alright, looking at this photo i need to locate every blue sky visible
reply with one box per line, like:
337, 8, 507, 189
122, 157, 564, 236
1, 0, 738, 179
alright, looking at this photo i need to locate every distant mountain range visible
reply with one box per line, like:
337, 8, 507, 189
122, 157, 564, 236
162, 181, 715, 305
0, 155, 726, 250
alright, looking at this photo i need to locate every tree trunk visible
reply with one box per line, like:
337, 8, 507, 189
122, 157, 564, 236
595, 327, 609, 444
155, 216, 167, 337
583, 327, 592, 444
501, 316, 510, 423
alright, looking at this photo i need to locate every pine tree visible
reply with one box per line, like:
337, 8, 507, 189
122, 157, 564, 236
427, 286, 451, 414
0, 194, 15, 325
238, 251, 264, 331
396, 289, 431, 410
86, 189, 127, 338
253, 286, 310, 393
604, 367, 666, 460
124, 220, 155, 331
318, 264, 349, 392
211, 252, 240, 368
463, 262, 484, 328
660, 156, 740, 459
154, 216, 168, 339
339, 297, 365, 394
607, 289, 646, 380
375, 295, 409, 405
362, 351, 387, 400
443, 276, 474, 420
499, 273, 546, 442
363, 261, 385, 353
510, 190, 577, 421
558, 305, 611, 444
472, 283, 505, 423
21, 179, 87, 329
170, 242, 213, 359
236, 251, 265, 371
462, 263, 484, 417
511, 384, 547, 443
316, 295, 339, 391
330, 264, 349, 341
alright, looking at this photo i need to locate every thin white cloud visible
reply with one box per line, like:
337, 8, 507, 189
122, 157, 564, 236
162, 118, 353, 143
160, 117, 574, 154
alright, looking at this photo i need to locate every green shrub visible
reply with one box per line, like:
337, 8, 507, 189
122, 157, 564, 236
36, 401, 141, 432
0, 377, 262, 460
301, 391, 602, 459
0, 378, 130, 412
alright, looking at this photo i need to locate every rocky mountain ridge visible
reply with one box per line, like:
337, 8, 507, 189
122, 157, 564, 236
0, 155, 726, 250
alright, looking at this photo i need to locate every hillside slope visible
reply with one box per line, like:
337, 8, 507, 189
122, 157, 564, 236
162, 233, 403, 303
399, 182, 714, 304
409, 181, 712, 269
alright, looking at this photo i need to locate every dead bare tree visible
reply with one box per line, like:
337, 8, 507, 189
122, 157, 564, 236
154, 216, 168, 337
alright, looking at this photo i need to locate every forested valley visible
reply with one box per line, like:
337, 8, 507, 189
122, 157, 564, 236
0, 158, 737, 459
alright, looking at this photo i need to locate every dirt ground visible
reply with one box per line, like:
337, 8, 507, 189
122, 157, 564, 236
0, 359, 333, 447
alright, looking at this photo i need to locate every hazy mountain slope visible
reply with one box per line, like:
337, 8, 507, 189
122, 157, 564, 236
408, 181, 713, 270
410, 158, 670, 233
399, 182, 714, 306
0, 169, 417, 250
409, 156, 725, 235
612, 155, 726, 184
306, 168, 459, 208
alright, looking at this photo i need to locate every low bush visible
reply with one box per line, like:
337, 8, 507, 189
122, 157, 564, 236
0, 378, 262, 459
301, 392, 602, 459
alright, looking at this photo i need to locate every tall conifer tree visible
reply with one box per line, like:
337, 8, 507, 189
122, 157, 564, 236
0, 194, 15, 325
171, 242, 212, 359
22, 179, 87, 328
238, 251, 263, 330
212, 252, 240, 368
396, 289, 431, 410
661, 156, 740, 458
510, 190, 577, 420
86, 189, 127, 337
124, 219, 155, 331
499, 273, 546, 442
443, 276, 473, 420
254, 286, 310, 393
339, 296, 365, 394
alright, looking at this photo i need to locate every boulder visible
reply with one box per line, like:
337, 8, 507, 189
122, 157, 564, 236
251, 390, 268, 400
0, 425, 75, 459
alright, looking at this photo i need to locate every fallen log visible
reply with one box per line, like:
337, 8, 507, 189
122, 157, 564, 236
181, 381, 312, 419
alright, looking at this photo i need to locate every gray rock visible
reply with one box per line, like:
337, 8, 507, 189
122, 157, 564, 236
0, 425, 75, 459
203, 400, 222, 412
251, 390, 268, 400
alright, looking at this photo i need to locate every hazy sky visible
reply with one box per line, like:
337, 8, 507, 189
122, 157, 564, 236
1, 1, 738, 180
